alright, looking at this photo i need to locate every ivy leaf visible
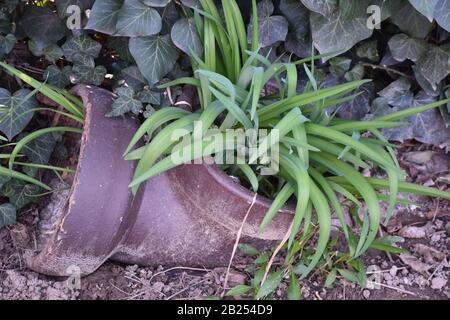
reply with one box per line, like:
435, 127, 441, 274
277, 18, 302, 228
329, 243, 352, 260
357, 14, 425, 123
129, 35, 180, 86
0, 88, 37, 141
300, 0, 337, 18
143, 0, 170, 6
55, 0, 95, 18
416, 45, 450, 90
378, 78, 412, 104
391, 3, 434, 38
1, 179, 41, 209
136, 89, 161, 105
435, 0, 450, 32
247, 16, 289, 48
388, 34, 428, 62
376, 91, 450, 144
106, 87, 142, 117
0, 33, 16, 57
62, 35, 102, 63
356, 40, 379, 62
115, 0, 162, 37
107, 37, 135, 63
337, 82, 373, 120
43, 65, 72, 88
408, 0, 439, 22
120, 65, 146, 90
28, 40, 63, 63
329, 57, 352, 77
255, 271, 283, 300
85, 0, 124, 35
279, 0, 309, 39
21, 132, 60, 166
71, 63, 107, 86
171, 18, 203, 57
20, 6, 66, 45
310, 11, 372, 60
0, 203, 16, 228
344, 64, 365, 82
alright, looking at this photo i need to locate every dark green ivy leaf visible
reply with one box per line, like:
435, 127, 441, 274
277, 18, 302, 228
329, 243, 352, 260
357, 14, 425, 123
300, 0, 337, 18
388, 34, 428, 62
62, 35, 102, 63
28, 40, 63, 63
408, 0, 439, 22
85, 0, 124, 35
20, 6, 67, 45
115, 0, 162, 37
0, 203, 16, 228
0, 88, 37, 141
171, 18, 203, 57
106, 87, 142, 117
43, 65, 72, 88
416, 45, 450, 90
1, 179, 41, 209
0, 33, 16, 57
129, 35, 180, 86
435, 0, 450, 32
391, 3, 434, 38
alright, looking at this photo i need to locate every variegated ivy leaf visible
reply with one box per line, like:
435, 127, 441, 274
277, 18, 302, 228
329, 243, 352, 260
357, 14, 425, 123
0, 88, 37, 141
106, 87, 142, 117
310, 11, 372, 60
408, 0, 439, 22
1, 179, 41, 209
85, 0, 124, 35
137, 89, 161, 105
143, 0, 170, 7
0, 33, 16, 57
28, 40, 63, 63
416, 45, 450, 90
388, 34, 428, 62
171, 18, 203, 57
391, 3, 434, 38
115, 0, 162, 37
129, 35, 180, 86
55, 0, 95, 18
20, 6, 66, 45
0, 203, 16, 228
71, 63, 107, 86
43, 65, 72, 88
435, 0, 450, 32
300, 0, 337, 18
62, 35, 102, 63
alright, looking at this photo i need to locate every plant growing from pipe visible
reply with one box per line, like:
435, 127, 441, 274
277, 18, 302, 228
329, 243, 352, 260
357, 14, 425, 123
124, 0, 450, 282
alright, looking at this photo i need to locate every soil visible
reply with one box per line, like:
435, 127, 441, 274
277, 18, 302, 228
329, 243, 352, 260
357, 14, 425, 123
1, 145, 449, 300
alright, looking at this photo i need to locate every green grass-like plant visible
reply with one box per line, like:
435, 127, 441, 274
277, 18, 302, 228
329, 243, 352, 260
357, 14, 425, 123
124, 0, 450, 280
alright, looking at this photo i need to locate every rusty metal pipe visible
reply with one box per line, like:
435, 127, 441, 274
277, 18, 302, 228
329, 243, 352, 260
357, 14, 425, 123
26, 86, 293, 277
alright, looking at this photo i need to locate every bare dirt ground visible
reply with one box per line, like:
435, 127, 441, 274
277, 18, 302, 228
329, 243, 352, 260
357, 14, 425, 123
1, 145, 449, 300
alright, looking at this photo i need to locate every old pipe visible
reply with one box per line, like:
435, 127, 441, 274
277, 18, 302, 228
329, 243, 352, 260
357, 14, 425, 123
26, 86, 293, 277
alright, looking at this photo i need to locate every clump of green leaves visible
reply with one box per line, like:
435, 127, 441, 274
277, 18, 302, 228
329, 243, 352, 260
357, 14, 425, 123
0, 61, 83, 228
123, 0, 450, 298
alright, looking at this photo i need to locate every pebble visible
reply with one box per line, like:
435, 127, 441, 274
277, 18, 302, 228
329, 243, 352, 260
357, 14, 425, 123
389, 266, 398, 277
363, 290, 370, 299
